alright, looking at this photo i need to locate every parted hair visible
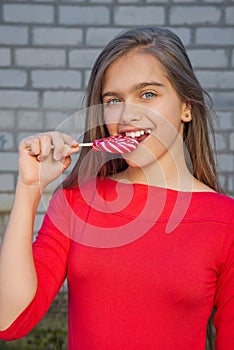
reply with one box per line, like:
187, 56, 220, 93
63, 26, 221, 198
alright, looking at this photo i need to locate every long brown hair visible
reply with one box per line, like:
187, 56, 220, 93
63, 27, 219, 348
63, 26, 221, 194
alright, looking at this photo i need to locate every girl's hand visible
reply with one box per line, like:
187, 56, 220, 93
18, 131, 79, 189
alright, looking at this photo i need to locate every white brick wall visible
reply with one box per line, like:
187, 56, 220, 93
0, 0, 234, 238
59, 6, 110, 25
3, 4, 54, 23
170, 6, 221, 25
114, 6, 165, 25
15, 49, 66, 67
0, 26, 29, 45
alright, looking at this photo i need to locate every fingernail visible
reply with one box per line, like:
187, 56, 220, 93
71, 140, 78, 146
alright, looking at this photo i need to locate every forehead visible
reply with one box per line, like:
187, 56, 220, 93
103, 51, 167, 90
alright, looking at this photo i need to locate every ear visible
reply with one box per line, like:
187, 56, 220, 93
181, 102, 192, 122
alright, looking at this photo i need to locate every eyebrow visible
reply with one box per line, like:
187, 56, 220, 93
102, 81, 165, 99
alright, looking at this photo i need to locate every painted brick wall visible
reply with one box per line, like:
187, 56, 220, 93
0, 0, 234, 237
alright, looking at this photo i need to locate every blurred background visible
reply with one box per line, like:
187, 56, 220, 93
0, 0, 233, 348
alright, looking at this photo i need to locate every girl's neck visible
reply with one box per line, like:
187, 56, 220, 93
110, 154, 215, 193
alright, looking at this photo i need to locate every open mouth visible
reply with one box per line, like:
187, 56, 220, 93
120, 129, 152, 143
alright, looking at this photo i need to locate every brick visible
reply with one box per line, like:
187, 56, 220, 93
17, 111, 44, 131
0, 193, 14, 212
84, 70, 91, 87
145, 0, 168, 2
227, 176, 234, 197
202, 0, 225, 2
218, 173, 226, 189
45, 111, 71, 130
196, 71, 234, 89
59, 6, 110, 25
43, 91, 84, 109
187, 49, 228, 68
29, 0, 56, 2
215, 112, 234, 130
211, 92, 234, 109
33, 27, 83, 46
86, 27, 124, 46
17, 132, 40, 145
0, 111, 15, 129
167, 27, 191, 46
172, 0, 196, 2
3, 4, 54, 24
89, 0, 113, 2
0, 69, 27, 88
61, 0, 87, 2
114, 6, 165, 25
225, 7, 234, 24
0, 90, 38, 108
0, 25, 28, 45
0, 215, 9, 239
69, 49, 101, 68
16, 49, 66, 67
45, 110, 85, 135
0, 174, 15, 191
0, 152, 18, 172
215, 132, 228, 151
0, 49, 11, 66
31, 70, 82, 89
0, 132, 15, 151
118, 0, 141, 2
217, 153, 234, 172
230, 132, 234, 151
170, 6, 220, 25
196, 28, 234, 45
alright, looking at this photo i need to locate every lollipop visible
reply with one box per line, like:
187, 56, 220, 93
80, 135, 139, 154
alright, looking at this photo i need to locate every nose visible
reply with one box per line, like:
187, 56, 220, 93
120, 102, 142, 124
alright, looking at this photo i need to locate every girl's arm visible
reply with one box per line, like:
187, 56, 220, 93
0, 132, 79, 331
213, 212, 234, 350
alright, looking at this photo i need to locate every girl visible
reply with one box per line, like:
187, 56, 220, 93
0, 27, 234, 350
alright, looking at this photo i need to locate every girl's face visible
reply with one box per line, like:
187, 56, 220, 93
102, 50, 191, 168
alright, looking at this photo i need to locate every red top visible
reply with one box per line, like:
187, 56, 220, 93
1, 178, 234, 350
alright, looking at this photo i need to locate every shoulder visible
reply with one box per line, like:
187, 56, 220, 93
188, 191, 234, 225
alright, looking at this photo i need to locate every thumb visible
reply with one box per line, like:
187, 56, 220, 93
63, 156, 72, 171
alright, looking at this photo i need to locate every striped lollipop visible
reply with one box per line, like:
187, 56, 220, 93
92, 135, 139, 153
50, 135, 138, 153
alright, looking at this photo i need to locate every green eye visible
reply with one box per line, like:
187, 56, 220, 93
108, 98, 122, 105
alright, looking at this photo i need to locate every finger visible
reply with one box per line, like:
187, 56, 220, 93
61, 133, 79, 147
37, 134, 54, 161
20, 137, 41, 156
63, 156, 72, 171
61, 143, 80, 158
50, 132, 78, 160
50, 131, 68, 160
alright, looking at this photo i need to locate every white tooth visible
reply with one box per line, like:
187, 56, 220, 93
147, 129, 152, 134
140, 130, 144, 135
126, 132, 131, 137
135, 131, 141, 137
130, 132, 135, 138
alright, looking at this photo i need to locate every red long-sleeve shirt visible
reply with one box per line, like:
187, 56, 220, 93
1, 177, 234, 349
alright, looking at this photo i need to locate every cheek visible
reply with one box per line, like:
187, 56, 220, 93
104, 107, 122, 134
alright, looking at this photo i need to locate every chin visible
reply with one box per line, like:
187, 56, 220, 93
123, 152, 158, 169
